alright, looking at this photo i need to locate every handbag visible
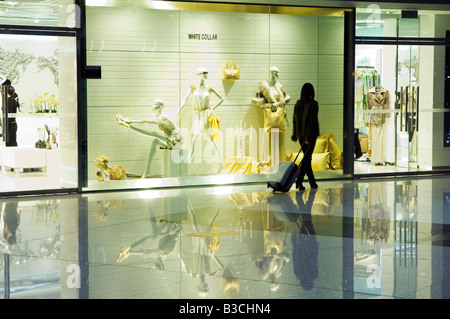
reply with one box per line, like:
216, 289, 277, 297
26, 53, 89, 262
263, 106, 287, 130
222, 58, 240, 80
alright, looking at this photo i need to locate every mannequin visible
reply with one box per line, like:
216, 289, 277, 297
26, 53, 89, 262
366, 84, 390, 166
6, 85, 20, 147
177, 68, 224, 173
116, 99, 182, 178
253, 66, 290, 166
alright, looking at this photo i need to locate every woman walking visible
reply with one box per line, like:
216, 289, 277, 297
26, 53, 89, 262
291, 83, 320, 190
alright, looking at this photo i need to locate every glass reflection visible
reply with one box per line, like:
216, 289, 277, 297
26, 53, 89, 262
3, 176, 450, 299
0, 199, 63, 299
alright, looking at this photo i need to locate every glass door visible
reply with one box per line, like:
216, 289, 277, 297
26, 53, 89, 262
395, 45, 419, 170
0, 32, 78, 194
354, 43, 428, 175
354, 44, 398, 174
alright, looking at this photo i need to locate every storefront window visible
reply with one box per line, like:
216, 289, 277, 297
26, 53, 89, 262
0, 0, 77, 28
356, 7, 419, 38
0, 33, 78, 193
354, 8, 450, 175
85, 1, 349, 191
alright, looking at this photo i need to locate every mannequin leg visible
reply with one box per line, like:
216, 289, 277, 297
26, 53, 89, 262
189, 133, 200, 165
130, 126, 169, 147
210, 140, 224, 173
141, 140, 160, 178
128, 126, 168, 178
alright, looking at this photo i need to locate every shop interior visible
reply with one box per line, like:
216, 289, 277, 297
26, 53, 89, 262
354, 8, 450, 175
0, 33, 78, 194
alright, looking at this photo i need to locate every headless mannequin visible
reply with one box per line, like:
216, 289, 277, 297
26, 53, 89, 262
177, 68, 224, 172
116, 99, 182, 178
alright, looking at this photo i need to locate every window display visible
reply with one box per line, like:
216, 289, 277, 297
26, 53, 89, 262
85, 2, 347, 190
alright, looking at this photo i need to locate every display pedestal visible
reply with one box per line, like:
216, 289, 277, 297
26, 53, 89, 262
163, 148, 188, 177
1, 147, 47, 175
268, 128, 285, 169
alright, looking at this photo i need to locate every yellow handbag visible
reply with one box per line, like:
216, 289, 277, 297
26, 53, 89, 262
222, 58, 240, 80
263, 106, 286, 130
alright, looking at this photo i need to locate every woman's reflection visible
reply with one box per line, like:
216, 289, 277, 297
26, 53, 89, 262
292, 189, 318, 291
3, 202, 20, 245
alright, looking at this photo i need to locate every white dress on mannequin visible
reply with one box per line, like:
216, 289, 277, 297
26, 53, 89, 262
178, 68, 224, 174
366, 85, 391, 165
191, 86, 212, 135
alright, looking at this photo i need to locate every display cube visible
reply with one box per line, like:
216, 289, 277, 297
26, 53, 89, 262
1, 147, 47, 174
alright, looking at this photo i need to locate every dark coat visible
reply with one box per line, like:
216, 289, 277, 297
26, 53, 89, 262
7, 94, 19, 121
292, 98, 320, 143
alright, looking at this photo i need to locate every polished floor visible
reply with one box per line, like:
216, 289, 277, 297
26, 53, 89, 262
1, 174, 450, 300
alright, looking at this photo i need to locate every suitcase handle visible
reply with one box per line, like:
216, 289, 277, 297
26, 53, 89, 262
293, 143, 310, 164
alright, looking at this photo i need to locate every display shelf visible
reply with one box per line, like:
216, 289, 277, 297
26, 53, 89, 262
9, 112, 59, 119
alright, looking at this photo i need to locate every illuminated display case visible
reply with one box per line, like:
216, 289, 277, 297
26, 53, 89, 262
85, 1, 349, 191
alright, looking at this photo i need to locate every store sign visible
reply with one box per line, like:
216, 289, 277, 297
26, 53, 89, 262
187, 33, 218, 40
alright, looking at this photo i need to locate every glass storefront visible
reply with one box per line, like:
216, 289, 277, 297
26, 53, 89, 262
84, 1, 350, 191
0, 1, 79, 195
354, 7, 450, 176
0, 0, 78, 28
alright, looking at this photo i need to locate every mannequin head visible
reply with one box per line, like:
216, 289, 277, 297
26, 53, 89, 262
152, 99, 164, 114
270, 66, 279, 78
7, 85, 15, 97
269, 66, 279, 85
197, 67, 208, 81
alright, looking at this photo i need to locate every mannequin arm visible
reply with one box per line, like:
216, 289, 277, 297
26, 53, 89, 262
176, 87, 193, 116
209, 87, 224, 112
284, 93, 291, 104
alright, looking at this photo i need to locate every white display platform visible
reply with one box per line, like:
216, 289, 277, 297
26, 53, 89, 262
1, 147, 47, 175
162, 148, 188, 177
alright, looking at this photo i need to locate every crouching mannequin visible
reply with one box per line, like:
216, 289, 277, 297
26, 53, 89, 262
116, 99, 182, 178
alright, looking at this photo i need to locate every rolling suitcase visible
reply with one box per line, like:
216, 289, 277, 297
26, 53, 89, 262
267, 145, 306, 193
